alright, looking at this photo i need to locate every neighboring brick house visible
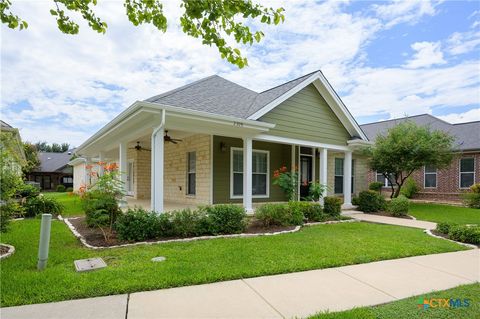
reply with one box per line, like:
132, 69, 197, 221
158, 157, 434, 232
361, 114, 480, 201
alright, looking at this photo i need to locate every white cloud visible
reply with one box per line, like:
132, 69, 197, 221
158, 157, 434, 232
446, 30, 480, 55
0, 0, 478, 146
372, 0, 440, 28
404, 41, 446, 69
438, 108, 480, 124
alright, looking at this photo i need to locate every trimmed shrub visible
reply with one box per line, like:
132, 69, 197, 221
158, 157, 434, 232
66, 187, 74, 192
201, 204, 246, 235
400, 177, 419, 199
56, 184, 66, 192
358, 190, 386, 213
300, 202, 325, 222
17, 183, 40, 199
323, 196, 342, 217
255, 203, 303, 227
462, 183, 480, 209
368, 182, 384, 192
169, 209, 207, 237
387, 195, 409, 217
436, 222, 454, 235
351, 196, 359, 206
448, 225, 480, 245
24, 195, 63, 217
471, 183, 480, 194
115, 208, 161, 241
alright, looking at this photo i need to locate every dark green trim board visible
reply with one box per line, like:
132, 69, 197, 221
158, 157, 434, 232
212, 136, 291, 204
259, 84, 351, 145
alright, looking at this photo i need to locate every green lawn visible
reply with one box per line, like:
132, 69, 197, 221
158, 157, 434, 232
409, 203, 479, 225
0, 219, 467, 307
43, 192, 83, 217
311, 283, 479, 319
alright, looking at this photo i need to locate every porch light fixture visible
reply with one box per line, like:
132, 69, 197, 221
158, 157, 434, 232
220, 142, 227, 152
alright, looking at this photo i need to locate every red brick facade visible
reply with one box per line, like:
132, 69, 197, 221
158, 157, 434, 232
366, 152, 480, 201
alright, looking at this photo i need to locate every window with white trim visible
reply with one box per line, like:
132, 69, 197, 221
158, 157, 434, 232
460, 158, 475, 188
63, 177, 73, 184
376, 172, 393, 187
334, 158, 355, 194
424, 165, 437, 188
187, 151, 196, 195
231, 148, 269, 198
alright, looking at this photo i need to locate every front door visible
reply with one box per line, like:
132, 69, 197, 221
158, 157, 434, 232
300, 156, 312, 199
126, 161, 134, 196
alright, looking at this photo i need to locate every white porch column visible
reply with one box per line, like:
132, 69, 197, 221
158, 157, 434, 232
151, 124, 164, 213
119, 142, 127, 194
243, 137, 253, 213
319, 148, 328, 204
98, 152, 105, 176
343, 150, 353, 208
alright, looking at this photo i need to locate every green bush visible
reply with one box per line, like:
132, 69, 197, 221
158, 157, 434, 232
201, 204, 246, 235
115, 208, 161, 241
368, 182, 384, 192
17, 183, 40, 199
82, 191, 120, 228
387, 195, 409, 217
323, 196, 342, 217
470, 183, 480, 194
24, 195, 63, 217
358, 190, 386, 213
66, 187, 73, 192
351, 196, 359, 206
169, 209, 207, 237
436, 222, 454, 234
448, 225, 480, 245
255, 203, 303, 227
463, 192, 480, 209
56, 184, 66, 192
300, 202, 325, 222
400, 177, 419, 198
0, 201, 23, 232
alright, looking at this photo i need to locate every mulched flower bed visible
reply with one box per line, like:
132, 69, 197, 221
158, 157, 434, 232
0, 244, 10, 256
69, 217, 297, 247
430, 230, 480, 248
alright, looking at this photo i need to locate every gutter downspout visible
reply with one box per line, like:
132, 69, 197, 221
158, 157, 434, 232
151, 109, 166, 211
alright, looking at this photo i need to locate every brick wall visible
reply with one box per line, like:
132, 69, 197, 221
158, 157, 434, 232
365, 152, 480, 201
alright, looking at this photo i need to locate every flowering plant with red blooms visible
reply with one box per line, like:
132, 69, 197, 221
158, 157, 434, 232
272, 165, 298, 201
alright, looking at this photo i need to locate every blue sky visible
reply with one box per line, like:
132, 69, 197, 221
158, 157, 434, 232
1, 0, 479, 146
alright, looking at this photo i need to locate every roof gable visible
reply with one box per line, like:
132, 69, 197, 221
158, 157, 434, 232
259, 84, 351, 145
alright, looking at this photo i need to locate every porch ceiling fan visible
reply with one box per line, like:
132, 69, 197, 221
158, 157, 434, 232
164, 130, 182, 144
130, 141, 151, 152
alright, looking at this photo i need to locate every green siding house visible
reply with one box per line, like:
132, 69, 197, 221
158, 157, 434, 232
71, 71, 370, 213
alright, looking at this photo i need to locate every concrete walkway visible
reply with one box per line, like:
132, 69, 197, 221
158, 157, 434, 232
342, 210, 437, 230
3, 249, 478, 319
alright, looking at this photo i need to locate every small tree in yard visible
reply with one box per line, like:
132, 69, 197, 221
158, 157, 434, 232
366, 121, 454, 198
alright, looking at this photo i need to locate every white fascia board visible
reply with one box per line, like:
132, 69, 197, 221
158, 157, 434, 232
76, 100, 275, 154
312, 74, 368, 141
254, 134, 351, 151
247, 72, 321, 120
68, 157, 86, 166
140, 101, 275, 129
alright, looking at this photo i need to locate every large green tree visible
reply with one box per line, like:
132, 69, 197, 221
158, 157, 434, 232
34, 141, 70, 153
366, 121, 455, 198
1, 0, 284, 68
22, 142, 40, 175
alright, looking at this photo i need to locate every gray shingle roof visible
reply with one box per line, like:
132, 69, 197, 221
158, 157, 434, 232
360, 114, 480, 151
145, 72, 319, 119
36, 150, 75, 172
1, 120, 13, 130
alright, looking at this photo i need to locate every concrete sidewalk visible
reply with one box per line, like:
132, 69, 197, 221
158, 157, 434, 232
342, 210, 437, 230
3, 249, 478, 319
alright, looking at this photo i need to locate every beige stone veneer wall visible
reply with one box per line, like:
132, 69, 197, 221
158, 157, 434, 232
163, 134, 211, 205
